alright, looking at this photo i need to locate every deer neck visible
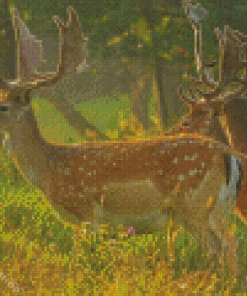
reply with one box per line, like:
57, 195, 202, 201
223, 98, 247, 155
207, 116, 230, 146
3, 107, 50, 191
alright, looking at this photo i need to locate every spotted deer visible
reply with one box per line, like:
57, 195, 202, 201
0, 6, 246, 280
172, 1, 247, 226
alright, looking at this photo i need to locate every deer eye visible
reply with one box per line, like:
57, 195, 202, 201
214, 111, 220, 116
0, 106, 9, 112
182, 122, 190, 127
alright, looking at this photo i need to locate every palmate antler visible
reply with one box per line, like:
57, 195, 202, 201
182, 0, 247, 102
10, 6, 88, 91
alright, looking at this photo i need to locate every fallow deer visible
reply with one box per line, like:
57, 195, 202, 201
175, 1, 247, 226
167, 0, 247, 282
0, 5, 246, 280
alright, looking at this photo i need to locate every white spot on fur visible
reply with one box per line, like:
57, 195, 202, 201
64, 168, 71, 175
177, 175, 185, 181
189, 169, 197, 176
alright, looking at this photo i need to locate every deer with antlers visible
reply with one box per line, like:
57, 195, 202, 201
174, 1, 247, 225
159, 0, 247, 281
0, 5, 246, 281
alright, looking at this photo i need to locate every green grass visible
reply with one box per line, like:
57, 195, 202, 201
0, 98, 246, 294
33, 95, 159, 142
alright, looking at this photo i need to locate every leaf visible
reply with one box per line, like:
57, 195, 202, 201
108, 35, 123, 46
155, 16, 170, 33
130, 16, 151, 44
8, 0, 16, 15
159, 52, 173, 62
23, 10, 31, 21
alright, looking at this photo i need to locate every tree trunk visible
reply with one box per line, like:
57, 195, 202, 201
155, 57, 187, 130
48, 91, 111, 141
131, 72, 152, 129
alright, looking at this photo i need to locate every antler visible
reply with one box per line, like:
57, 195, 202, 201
11, 7, 45, 82
11, 6, 88, 90
182, 0, 247, 102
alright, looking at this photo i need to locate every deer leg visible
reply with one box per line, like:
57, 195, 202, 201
208, 198, 240, 279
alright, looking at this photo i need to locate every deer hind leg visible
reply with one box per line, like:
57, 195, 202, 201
193, 227, 229, 277
208, 198, 240, 279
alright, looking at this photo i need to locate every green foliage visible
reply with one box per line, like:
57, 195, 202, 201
2, 0, 247, 69
4, 0, 247, 84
